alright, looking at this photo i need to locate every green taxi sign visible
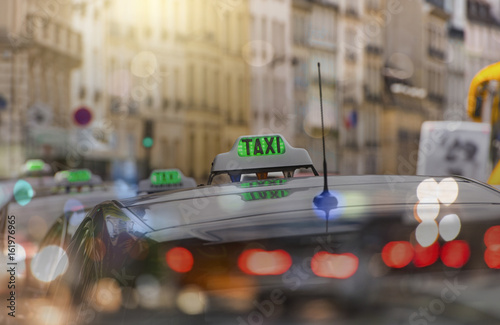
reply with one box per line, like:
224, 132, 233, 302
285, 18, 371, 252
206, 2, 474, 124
240, 189, 290, 202
67, 169, 92, 183
54, 169, 102, 190
208, 134, 318, 184
237, 136, 285, 157
151, 170, 182, 186
26, 159, 45, 172
137, 169, 196, 194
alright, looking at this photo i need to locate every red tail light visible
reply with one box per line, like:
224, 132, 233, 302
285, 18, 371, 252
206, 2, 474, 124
484, 226, 500, 247
484, 226, 500, 269
166, 247, 194, 273
382, 241, 414, 268
238, 249, 292, 275
413, 242, 439, 267
311, 252, 358, 279
441, 240, 470, 268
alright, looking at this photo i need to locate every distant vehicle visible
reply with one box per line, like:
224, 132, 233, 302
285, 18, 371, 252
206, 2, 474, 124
0, 169, 118, 300
137, 169, 196, 195
417, 121, 491, 182
21, 159, 52, 177
48, 134, 500, 325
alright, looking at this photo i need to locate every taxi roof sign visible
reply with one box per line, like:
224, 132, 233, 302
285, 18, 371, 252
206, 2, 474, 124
138, 169, 196, 194
208, 134, 318, 184
54, 169, 102, 188
22, 159, 52, 175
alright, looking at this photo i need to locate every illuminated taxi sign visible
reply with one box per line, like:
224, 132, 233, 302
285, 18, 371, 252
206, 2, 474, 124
239, 179, 288, 188
238, 136, 285, 157
59, 169, 92, 183
137, 169, 196, 195
240, 189, 290, 202
54, 169, 102, 188
22, 159, 51, 175
208, 134, 318, 184
151, 170, 182, 186
26, 159, 45, 172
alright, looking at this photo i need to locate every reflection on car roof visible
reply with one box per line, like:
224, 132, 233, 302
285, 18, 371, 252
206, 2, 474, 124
121, 175, 500, 233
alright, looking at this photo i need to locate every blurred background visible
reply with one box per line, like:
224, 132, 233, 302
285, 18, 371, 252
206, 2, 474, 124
0, 0, 499, 184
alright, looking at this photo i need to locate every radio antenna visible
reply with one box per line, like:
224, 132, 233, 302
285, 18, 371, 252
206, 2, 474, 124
313, 62, 338, 233
318, 63, 329, 193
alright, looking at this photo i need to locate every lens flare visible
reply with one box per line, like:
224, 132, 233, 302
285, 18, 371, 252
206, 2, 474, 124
64, 199, 84, 216
416, 178, 438, 201
415, 198, 440, 222
441, 240, 470, 268
413, 242, 439, 267
439, 214, 461, 241
381, 241, 414, 268
415, 221, 439, 247
437, 178, 459, 206
30, 246, 69, 283
311, 252, 359, 278
176, 285, 206, 315
136, 274, 161, 309
166, 247, 194, 273
14, 180, 34, 206
91, 278, 122, 312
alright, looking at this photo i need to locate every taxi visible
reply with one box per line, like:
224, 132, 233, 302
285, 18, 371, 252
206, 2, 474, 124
0, 168, 123, 310
49, 135, 500, 325
137, 169, 196, 195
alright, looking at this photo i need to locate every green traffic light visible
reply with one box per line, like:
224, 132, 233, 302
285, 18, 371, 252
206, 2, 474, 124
143, 137, 154, 148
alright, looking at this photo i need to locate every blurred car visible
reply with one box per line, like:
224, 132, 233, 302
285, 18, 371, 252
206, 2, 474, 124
0, 170, 122, 303
49, 135, 500, 325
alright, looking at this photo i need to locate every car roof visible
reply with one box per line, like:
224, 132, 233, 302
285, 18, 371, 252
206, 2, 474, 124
119, 175, 500, 236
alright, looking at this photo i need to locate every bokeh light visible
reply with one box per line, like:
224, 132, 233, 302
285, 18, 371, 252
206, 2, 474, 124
238, 249, 292, 275
485, 246, 500, 269
13, 180, 34, 206
437, 178, 459, 206
484, 226, 500, 247
438, 214, 461, 242
381, 241, 414, 268
91, 278, 122, 312
441, 240, 470, 268
415, 221, 439, 247
136, 274, 161, 309
311, 252, 359, 278
32, 303, 65, 325
166, 247, 194, 273
131, 51, 158, 78
484, 226, 500, 269
176, 285, 207, 315
413, 242, 439, 267
30, 245, 69, 282
64, 198, 84, 217
415, 198, 440, 222
416, 178, 438, 201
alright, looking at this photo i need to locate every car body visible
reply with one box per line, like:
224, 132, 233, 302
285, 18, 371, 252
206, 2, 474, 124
50, 174, 500, 325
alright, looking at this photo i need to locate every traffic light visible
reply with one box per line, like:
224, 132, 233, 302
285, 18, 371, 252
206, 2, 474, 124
142, 120, 154, 148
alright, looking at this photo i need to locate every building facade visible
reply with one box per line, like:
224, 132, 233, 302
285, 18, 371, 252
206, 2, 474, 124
98, 0, 251, 183
0, 0, 82, 177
